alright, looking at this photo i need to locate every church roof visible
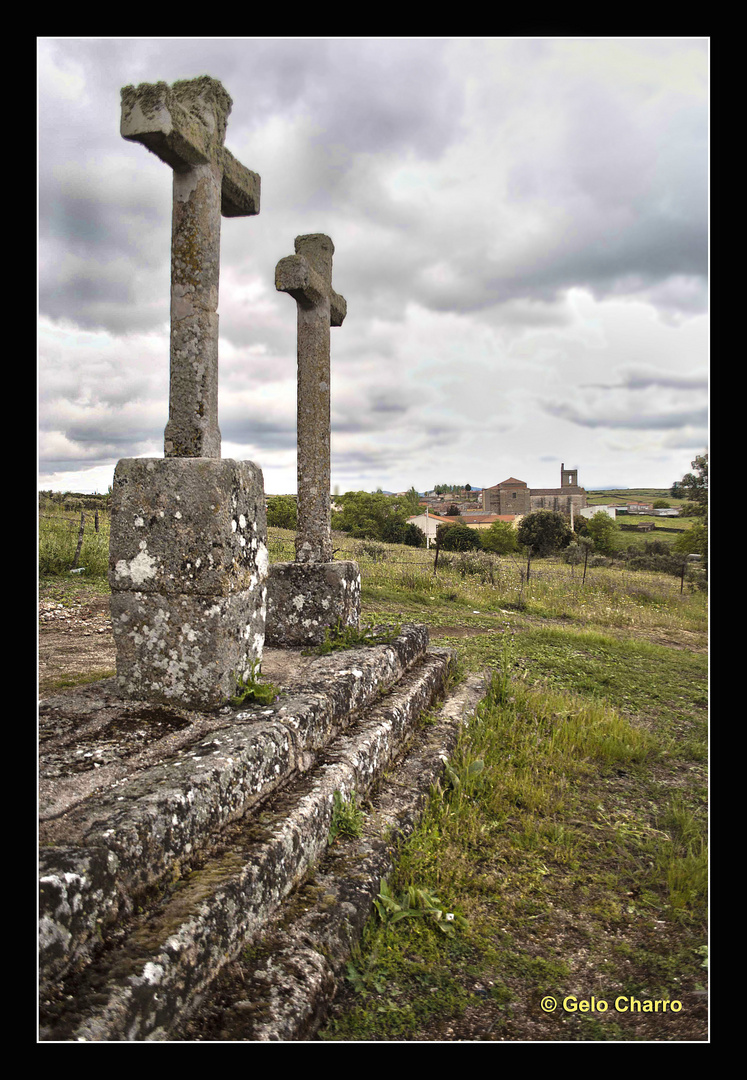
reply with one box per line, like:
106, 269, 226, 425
488, 477, 527, 488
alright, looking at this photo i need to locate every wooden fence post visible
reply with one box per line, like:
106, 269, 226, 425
72, 512, 85, 569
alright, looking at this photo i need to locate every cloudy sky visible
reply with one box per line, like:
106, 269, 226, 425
38, 37, 708, 497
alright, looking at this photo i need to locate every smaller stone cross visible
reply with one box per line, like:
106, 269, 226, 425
121, 76, 260, 459
275, 234, 347, 562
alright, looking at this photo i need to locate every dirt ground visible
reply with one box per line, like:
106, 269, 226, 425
38, 591, 116, 697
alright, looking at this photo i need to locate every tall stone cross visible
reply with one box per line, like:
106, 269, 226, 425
275, 234, 347, 562
120, 76, 260, 458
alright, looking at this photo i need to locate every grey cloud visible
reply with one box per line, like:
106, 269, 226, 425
543, 401, 708, 431
583, 369, 708, 392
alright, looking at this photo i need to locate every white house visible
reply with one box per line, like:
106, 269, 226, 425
578, 505, 617, 521
406, 511, 452, 544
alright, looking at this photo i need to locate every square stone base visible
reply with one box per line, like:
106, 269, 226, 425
110, 590, 266, 709
265, 561, 361, 646
109, 457, 268, 709
109, 457, 267, 597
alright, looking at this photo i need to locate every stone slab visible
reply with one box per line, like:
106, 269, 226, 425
265, 560, 361, 646
39, 647, 458, 1041
39, 626, 429, 992
110, 590, 266, 709
108, 457, 268, 709
189, 674, 489, 1042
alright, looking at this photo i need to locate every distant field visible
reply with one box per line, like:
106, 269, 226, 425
584, 490, 698, 549
587, 488, 687, 506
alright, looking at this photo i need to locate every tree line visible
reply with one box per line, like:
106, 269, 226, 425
263, 454, 708, 569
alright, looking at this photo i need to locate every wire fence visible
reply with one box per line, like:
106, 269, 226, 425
267, 532, 703, 602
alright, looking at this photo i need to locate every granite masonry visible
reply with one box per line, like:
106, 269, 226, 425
112, 77, 268, 709
266, 235, 361, 645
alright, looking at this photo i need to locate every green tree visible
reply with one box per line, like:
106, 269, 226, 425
677, 454, 708, 517
332, 491, 409, 540
266, 495, 297, 530
672, 522, 708, 564
382, 518, 426, 547
403, 522, 426, 547
436, 523, 482, 551
584, 511, 619, 555
516, 510, 573, 557
480, 519, 518, 554
401, 487, 422, 514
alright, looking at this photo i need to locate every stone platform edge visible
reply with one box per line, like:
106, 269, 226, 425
40, 649, 463, 1041
177, 674, 490, 1041
39, 624, 429, 991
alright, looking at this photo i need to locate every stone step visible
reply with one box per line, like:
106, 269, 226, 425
175, 674, 488, 1042
38, 644, 462, 1042
39, 624, 429, 993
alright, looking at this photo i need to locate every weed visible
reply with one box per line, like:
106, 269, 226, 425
328, 790, 365, 844
374, 879, 468, 937
399, 569, 433, 595
305, 619, 401, 656
229, 660, 279, 707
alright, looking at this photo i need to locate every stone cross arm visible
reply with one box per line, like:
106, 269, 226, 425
121, 77, 260, 217
275, 236, 346, 325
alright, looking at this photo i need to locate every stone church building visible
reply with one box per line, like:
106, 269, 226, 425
482, 464, 587, 518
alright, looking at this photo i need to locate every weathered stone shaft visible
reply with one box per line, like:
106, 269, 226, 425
120, 77, 260, 459
296, 297, 333, 561
166, 162, 223, 457
275, 234, 346, 563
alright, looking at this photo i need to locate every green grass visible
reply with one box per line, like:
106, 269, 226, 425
314, 531, 707, 1041
321, 669, 707, 1041
39, 507, 110, 584
39, 518, 708, 1040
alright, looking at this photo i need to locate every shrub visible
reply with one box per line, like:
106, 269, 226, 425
266, 495, 297, 530
583, 511, 619, 555
455, 551, 496, 584
517, 510, 573, 557
437, 523, 482, 552
359, 540, 388, 562
480, 520, 518, 554
382, 519, 426, 547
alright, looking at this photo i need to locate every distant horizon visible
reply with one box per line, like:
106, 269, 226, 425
41, 481, 688, 499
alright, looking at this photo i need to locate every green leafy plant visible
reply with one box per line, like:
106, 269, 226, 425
306, 619, 401, 656
443, 758, 485, 793
229, 660, 279, 707
328, 790, 366, 844
345, 938, 388, 995
373, 879, 468, 937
